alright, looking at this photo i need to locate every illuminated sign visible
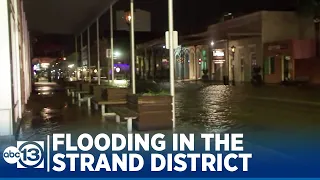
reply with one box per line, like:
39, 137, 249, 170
213, 50, 225, 57
212, 49, 225, 61
268, 44, 288, 51
214, 60, 225, 64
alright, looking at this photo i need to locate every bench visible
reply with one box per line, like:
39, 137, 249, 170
108, 106, 138, 132
65, 86, 76, 96
78, 94, 94, 107
76, 90, 90, 102
92, 98, 127, 116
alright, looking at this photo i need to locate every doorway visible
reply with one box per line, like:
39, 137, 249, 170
282, 56, 291, 81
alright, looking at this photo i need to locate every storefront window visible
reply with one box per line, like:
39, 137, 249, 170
202, 50, 207, 70
264, 57, 275, 75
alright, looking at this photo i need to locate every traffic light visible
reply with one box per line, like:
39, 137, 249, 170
198, 59, 202, 65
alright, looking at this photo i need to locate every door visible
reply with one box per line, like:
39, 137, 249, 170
283, 56, 291, 81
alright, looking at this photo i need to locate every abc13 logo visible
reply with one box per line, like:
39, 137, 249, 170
2, 141, 45, 168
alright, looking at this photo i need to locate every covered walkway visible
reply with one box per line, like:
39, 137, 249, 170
0, 0, 177, 138
0, 0, 119, 137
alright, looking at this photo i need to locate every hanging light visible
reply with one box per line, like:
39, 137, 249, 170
125, 10, 131, 25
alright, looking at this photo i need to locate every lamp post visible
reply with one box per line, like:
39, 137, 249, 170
231, 45, 236, 86
125, 1, 136, 94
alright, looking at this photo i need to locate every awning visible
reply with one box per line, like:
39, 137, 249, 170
23, 0, 118, 34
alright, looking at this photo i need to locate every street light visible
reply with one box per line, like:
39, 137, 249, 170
231, 45, 236, 86
211, 41, 214, 47
114, 51, 121, 58
125, 11, 132, 25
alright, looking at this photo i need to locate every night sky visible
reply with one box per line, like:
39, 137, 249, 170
31, 0, 297, 57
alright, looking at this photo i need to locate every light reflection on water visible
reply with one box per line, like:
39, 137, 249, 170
175, 84, 238, 133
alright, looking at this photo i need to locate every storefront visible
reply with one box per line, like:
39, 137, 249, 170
263, 40, 315, 84
263, 41, 294, 84
211, 49, 226, 81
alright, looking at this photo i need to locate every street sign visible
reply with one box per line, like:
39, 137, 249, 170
165, 31, 178, 49
106, 49, 111, 58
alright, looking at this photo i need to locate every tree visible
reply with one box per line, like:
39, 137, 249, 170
297, 0, 320, 56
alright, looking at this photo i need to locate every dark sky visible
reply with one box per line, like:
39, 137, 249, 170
113, 0, 297, 34
32, 0, 297, 57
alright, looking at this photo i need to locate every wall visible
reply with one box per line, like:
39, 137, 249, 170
262, 11, 314, 43
184, 46, 204, 80
229, 37, 262, 82
295, 58, 320, 84
262, 11, 300, 43
298, 15, 315, 39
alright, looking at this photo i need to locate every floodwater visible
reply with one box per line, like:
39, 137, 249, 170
17, 81, 320, 159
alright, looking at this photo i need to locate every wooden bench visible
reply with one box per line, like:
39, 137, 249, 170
76, 83, 91, 100
66, 86, 76, 96
108, 106, 138, 132
68, 82, 84, 98
78, 94, 94, 107
78, 84, 110, 109
92, 98, 127, 116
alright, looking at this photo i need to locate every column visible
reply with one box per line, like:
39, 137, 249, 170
144, 48, 147, 79
97, 19, 101, 85
87, 28, 91, 82
0, 0, 14, 136
110, 5, 115, 83
168, 0, 176, 128
130, 0, 136, 94
75, 36, 78, 80
80, 33, 83, 80
13, 0, 22, 120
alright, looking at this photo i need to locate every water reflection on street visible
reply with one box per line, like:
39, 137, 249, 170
19, 81, 320, 156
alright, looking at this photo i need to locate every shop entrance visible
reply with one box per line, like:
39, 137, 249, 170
282, 56, 291, 81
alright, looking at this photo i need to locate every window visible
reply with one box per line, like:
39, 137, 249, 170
264, 57, 276, 75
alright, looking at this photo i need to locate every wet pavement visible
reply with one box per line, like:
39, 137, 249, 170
16, 81, 320, 158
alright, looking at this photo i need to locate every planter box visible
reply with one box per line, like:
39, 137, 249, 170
127, 94, 173, 131
90, 85, 109, 100
105, 88, 129, 101
81, 83, 91, 92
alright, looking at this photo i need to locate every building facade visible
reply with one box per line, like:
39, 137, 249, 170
0, 0, 32, 136
136, 11, 315, 84
207, 11, 315, 84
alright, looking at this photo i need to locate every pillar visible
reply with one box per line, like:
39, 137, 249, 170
130, 0, 136, 94
0, 0, 14, 136
110, 5, 115, 83
87, 27, 91, 82
144, 48, 147, 79
75, 36, 78, 80
97, 19, 101, 85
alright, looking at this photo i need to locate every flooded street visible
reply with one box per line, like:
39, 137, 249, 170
18, 82, 320, 159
